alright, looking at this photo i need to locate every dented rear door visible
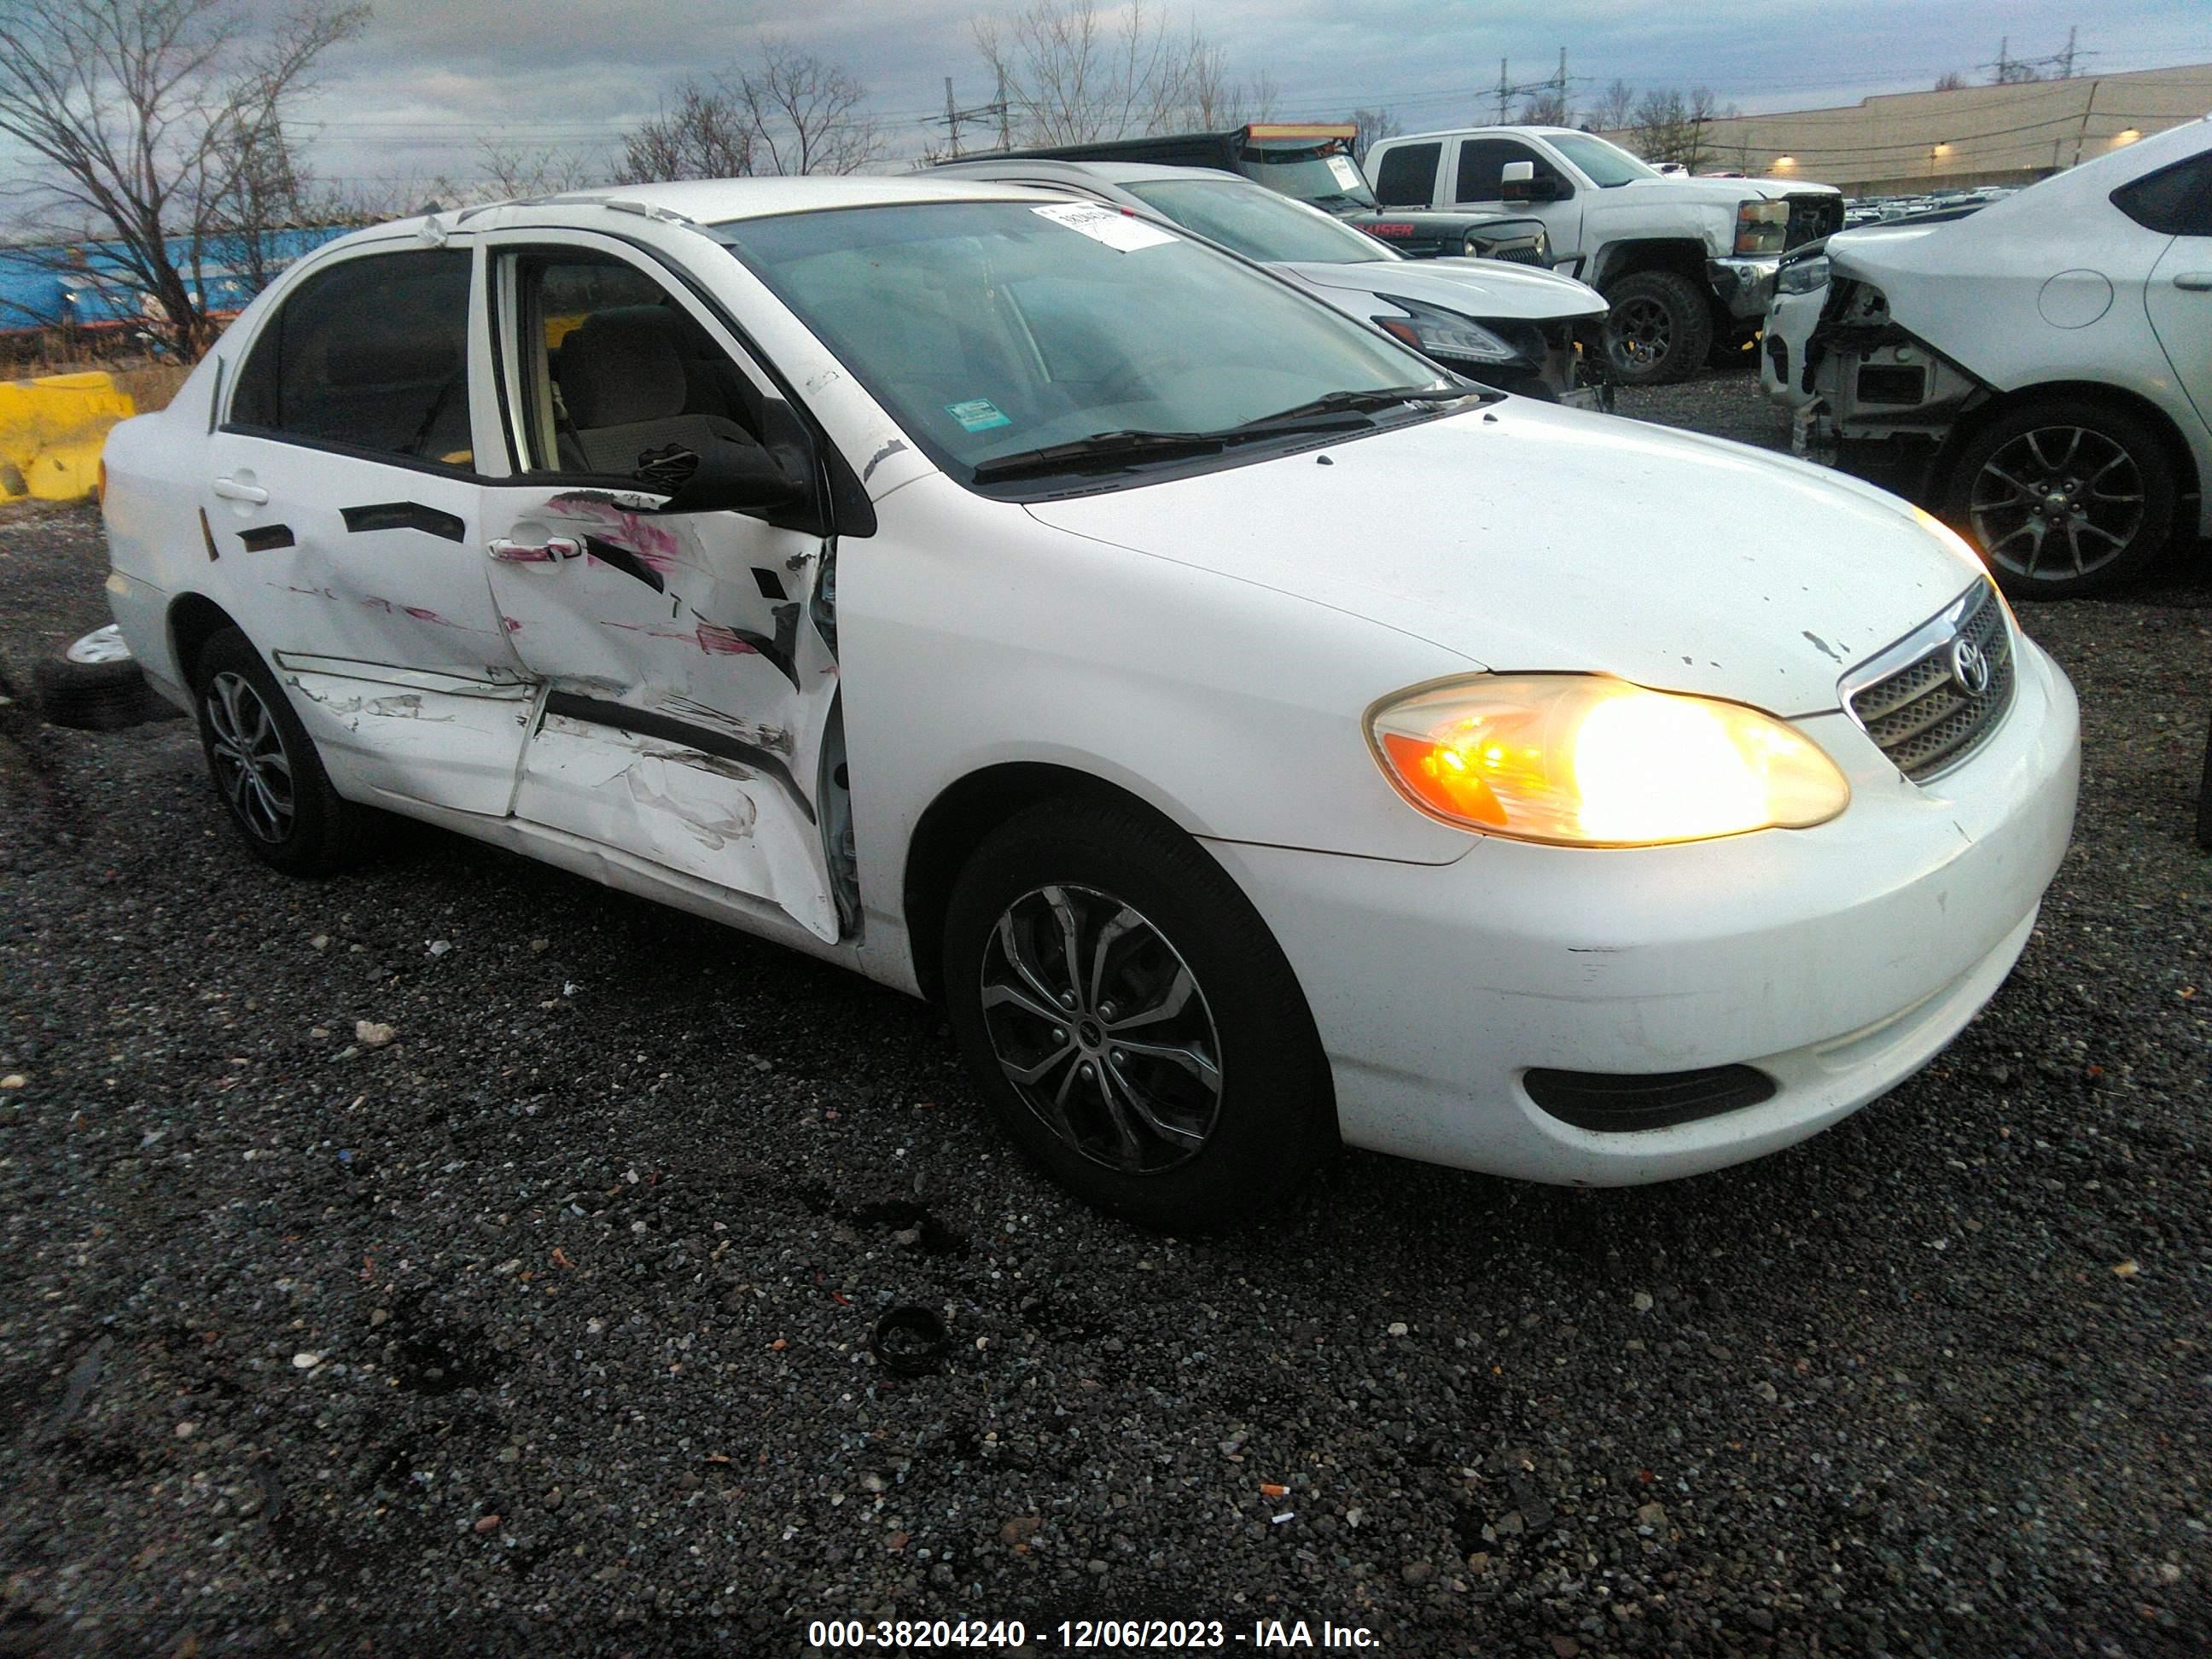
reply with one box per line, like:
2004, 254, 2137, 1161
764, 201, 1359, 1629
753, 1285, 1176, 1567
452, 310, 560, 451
478, 231, 841, 942
205, 236, 533, 815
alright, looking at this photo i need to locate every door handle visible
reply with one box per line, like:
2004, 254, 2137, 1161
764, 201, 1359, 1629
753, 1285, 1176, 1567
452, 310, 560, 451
2173, 271, 2212, 292
211, 477, 268, 504
488, 536, 581, 563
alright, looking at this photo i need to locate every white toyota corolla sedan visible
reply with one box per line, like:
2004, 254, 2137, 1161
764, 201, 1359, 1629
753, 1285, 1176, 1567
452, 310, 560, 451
99, 177, 2079, 1231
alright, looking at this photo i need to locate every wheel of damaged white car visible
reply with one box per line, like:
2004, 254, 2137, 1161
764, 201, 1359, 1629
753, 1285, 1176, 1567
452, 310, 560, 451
940, 797, 1337, 1231
1945, 399, 2176, 598
1602, 270, 1714, 388
192, 627, 374, 876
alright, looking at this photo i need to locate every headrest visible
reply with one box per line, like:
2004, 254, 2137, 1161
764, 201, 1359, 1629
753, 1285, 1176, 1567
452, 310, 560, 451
561, 306, 685, 428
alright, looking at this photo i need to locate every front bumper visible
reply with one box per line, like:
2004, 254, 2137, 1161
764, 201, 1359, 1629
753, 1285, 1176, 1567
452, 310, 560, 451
1709, 256, 1783, 321
1202, 633, 2080, 1186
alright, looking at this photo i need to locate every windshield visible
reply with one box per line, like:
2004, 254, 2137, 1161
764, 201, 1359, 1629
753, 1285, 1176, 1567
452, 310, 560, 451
1237, 148, 1379, 210
1122, 178, 1393, 265
1546, 133, 1659, 188
717, 200, 1442, 479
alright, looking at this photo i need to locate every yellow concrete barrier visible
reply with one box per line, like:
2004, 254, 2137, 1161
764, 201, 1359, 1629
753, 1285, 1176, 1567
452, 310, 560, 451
0, 371, 137, 502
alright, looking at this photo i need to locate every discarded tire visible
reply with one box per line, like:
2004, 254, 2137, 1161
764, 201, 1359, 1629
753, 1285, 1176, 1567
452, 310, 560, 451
870, 1306, 948, 1377
33, 624, 163, 732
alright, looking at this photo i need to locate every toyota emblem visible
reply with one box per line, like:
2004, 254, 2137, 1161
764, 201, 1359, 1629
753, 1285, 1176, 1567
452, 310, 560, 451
1949, 637, 1992, 697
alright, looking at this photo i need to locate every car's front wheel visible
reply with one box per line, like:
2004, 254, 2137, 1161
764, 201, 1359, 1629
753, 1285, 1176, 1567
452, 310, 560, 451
1942, 399, 2177, 598
192, 627, 372, 875
941, 798, 1336, 1231
1603, 270, 1714, 387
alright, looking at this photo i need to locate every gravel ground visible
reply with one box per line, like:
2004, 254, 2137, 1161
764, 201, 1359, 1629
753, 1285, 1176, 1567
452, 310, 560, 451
3, 370, 2208, 1658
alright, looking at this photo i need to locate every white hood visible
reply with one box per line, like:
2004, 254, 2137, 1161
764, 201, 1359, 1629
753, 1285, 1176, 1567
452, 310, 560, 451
1617, 175, 1836, 207
1285, 256, 1607, 322
1024, 400, 1981, 713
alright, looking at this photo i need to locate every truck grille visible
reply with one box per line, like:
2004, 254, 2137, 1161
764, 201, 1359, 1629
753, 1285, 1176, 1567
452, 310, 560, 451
1784, 193, 1844, 250
1844, 580, 2014, 782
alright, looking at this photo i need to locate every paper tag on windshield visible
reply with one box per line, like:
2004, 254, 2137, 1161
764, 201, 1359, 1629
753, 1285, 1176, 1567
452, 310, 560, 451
1030, 201, 1178, 253
1327, 154, 1364, 190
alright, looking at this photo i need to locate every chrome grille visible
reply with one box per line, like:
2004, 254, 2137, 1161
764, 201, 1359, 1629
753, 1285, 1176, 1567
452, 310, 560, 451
1844, 581, 2015, 782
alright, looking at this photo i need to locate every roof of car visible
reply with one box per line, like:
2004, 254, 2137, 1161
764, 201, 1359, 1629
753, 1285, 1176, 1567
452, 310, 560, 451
349, 175, 1056, 247
932, 159, 1241, 186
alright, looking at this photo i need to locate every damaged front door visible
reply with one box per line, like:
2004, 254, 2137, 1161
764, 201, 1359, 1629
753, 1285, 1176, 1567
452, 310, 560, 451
480, 238, 842, 941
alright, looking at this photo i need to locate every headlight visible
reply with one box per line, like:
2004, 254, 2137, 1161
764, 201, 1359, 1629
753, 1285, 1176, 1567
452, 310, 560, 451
1735, 199, 1789, 255
1374, 297, 1521, 364
1776, 254, 1829, 295
1366, 674, 1850, 846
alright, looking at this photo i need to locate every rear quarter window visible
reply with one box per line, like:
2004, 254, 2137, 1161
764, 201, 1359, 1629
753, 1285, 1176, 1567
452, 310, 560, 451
2111, 151, 2212, 236
228, 248, 474, 466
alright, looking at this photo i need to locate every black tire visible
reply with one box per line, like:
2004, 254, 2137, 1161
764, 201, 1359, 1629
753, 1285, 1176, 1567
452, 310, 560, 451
191, 627, 373, 876
941, 797, 1336, 1231
1940, 399, 2178, 599
32, 624, 161, 731
1602, 269, 1714, 387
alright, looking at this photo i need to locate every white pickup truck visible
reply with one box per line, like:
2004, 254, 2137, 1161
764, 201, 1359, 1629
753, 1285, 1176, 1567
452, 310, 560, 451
1364, 127, 1843, 385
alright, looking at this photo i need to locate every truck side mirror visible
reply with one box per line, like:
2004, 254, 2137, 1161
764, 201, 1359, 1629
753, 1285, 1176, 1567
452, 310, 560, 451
1500, 160, 1536, 202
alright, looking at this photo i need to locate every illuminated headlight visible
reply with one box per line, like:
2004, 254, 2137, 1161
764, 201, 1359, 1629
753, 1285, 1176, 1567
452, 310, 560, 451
1374, 297, 1521, 364
1366, 674, 1850, 846
1735, 199, 1790, 255
1776, 254, 1829, 295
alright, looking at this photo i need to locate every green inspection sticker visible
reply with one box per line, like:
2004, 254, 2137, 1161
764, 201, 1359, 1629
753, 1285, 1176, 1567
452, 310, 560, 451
945, 398, 1012, 433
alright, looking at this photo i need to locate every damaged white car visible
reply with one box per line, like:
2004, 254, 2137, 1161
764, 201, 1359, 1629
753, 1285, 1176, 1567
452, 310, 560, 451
1766, 119, 2212, 597
102, 178, 2077, 1231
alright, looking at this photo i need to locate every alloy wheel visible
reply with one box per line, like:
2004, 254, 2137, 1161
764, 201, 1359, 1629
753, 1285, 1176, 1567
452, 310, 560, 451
1607, 296, 1673, 373
977, 883, 1224, 1174
205, 671, 295, 843
1968, 425, 2145, 585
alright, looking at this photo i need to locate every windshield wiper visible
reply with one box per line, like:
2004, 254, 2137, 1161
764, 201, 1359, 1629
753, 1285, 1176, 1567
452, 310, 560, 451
969, 387, 1473, 484
970, 428, 1225, 483
1224, 383, 1481, 437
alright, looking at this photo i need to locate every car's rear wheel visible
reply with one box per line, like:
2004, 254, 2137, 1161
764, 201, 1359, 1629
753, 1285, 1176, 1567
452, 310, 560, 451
1942, 399, 2177, 598
941, 798, 1336, 1231
192, 627, 372, 875
1603, 270, 1714, 387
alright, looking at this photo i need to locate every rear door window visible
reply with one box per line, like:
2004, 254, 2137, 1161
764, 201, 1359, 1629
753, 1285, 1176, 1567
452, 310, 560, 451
227, 249, 474, 468
1372, 143, 1442, 208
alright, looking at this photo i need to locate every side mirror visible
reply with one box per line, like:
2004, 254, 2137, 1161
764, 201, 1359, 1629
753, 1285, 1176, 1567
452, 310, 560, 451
650, 400, 823, 532
1499, 160, 1535, 202
654, 435, 810, 516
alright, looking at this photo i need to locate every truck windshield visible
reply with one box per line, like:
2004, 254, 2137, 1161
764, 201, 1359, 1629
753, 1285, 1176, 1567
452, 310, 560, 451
1121, 178, 1393, 264
1237, 148, 1380, 211
1546, 134, 1660, 188
716, 200, 1441, 483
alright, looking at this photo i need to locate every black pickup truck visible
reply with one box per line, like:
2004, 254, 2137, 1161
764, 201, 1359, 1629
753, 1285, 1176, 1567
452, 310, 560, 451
975, 124, 1555, 265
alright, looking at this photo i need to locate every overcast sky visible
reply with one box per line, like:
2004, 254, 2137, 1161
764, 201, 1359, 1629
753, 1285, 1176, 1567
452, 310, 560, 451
26, 0, 2212, 208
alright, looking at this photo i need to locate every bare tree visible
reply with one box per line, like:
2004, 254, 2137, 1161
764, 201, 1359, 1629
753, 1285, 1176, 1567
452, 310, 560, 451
1345, 107, 1400, 165
615, 81, 755, 184
1592, 79, 1635, 133
210, 114, 317, 294
475, 137, 599, 199
0, 0, 367, 353
1625, 86, 1724, 172
733, 43, 882, 175
1933, 70, 1968, 91
1513, 87, 1573, 126
975, 0, 1214, 146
